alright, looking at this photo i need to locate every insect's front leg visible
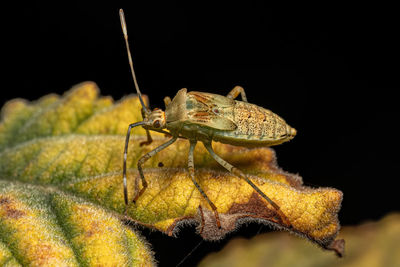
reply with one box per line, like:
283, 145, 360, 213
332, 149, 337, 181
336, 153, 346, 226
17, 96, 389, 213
134, 136, 178, 203
226, 86, 247, 102
203, 141, 291, 228
188, 140, 221, 228
123, 121, 148, 208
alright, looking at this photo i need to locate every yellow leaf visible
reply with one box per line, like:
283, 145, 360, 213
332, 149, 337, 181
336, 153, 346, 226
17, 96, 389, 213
0, 82, 344, 264
0, 182, 154, 266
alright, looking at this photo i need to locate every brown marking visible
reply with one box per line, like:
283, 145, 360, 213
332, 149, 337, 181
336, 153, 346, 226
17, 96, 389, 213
191, 92, 211, 103
228, 192, 287, 226
0, 197, 25, 219
5, 208, 25, 219
86, 221, 100, 237
193, 112, 211, 117
198, 205, 205, 235
165, 215, 195, 237
327, 239, 345, 257
0, 197, 10, 204
35, 244, 56, 265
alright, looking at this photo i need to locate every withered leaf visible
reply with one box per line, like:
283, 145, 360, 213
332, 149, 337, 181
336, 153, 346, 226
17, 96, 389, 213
0, 82, 344, 264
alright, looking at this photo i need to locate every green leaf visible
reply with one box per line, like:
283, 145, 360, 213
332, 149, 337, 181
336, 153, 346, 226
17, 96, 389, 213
0, 82, 155, 266
0, 82, 344, 264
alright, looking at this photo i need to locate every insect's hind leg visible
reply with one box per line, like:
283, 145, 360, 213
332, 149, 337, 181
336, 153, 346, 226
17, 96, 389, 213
188, 141, 221, 228
134, 136, 178, 203
227, 86, 247, 102
203, 141, 291, 227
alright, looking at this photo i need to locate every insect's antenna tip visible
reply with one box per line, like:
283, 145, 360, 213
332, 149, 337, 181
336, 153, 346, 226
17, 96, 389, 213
119, 9, 127, 37
119, 8, 150, 114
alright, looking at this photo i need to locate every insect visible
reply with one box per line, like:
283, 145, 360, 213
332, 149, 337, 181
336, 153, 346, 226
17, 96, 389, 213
119, 9, 296, 228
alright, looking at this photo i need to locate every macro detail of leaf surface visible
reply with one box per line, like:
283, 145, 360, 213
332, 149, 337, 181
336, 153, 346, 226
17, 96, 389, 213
0, 82, 343, 264
0, 82, 155, 266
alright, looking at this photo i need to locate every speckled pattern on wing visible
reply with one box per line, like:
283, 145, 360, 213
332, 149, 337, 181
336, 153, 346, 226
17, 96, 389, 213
235, 101, 285, 139
213, 100, 291, 146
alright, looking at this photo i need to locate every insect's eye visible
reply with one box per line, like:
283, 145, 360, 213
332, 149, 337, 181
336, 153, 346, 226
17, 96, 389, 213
153, 120, 161, 128
213, 108, 220, 114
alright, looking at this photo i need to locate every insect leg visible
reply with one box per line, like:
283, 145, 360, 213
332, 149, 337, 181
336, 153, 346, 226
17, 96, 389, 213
139, 108, 153, 146
123, 121, 147, 206
140, 129, 153, 146
164, 96, 172, 107
188, 141, 221, 228
134, 136, 178, 203
203, 141, 291, 227
226, 86, 247, 102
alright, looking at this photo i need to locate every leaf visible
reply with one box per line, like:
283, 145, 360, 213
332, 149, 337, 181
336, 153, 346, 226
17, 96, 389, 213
0, 182, 154, 266
0, 81, 344, 262
199, 213, 400, 267
0, 82, 155, 266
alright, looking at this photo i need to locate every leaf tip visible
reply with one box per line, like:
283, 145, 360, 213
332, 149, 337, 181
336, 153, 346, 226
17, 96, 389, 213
326, 238, 345, 257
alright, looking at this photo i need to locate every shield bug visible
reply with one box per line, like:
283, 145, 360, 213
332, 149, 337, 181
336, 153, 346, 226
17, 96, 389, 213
119, 9, 296, 228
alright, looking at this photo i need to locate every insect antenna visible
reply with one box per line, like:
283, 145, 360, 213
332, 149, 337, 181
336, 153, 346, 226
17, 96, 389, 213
119, 9, 150, 115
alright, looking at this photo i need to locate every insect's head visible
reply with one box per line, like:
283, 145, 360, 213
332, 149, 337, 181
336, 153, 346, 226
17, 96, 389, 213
142, 108, 167, 130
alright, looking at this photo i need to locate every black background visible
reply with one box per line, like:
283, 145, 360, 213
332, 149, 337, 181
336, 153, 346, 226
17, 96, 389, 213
4, 2, 400, 266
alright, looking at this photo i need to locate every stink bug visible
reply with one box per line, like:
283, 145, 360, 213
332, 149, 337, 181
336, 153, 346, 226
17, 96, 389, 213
120, 9, 296, 228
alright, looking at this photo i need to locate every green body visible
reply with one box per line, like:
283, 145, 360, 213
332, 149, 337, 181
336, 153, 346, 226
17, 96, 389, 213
165, 89, 296, 147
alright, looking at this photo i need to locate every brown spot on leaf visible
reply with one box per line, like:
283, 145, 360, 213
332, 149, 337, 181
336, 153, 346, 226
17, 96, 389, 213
196, 207, 243, 241
228, 192, 281, 224
86, 221, 101, 237
5, 208, 25, 219
0, 197, 10, 205
327, 238, 345, 257
35, 244, 54, 265
0, 196, 25, 219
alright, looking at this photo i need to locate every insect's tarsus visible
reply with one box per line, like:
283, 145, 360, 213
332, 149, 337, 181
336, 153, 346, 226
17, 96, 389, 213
189, 141, 221, 228
204, 141, 291, 227
134, 137, 177, 203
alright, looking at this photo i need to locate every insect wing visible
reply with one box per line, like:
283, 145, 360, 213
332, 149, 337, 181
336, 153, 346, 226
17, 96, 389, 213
187, 111, 237, 130
186, 92, 237, 130
188, 91, 235, 107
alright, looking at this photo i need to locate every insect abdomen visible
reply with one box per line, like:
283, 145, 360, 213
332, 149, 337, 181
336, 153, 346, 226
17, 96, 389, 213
213, 101, 296, 147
